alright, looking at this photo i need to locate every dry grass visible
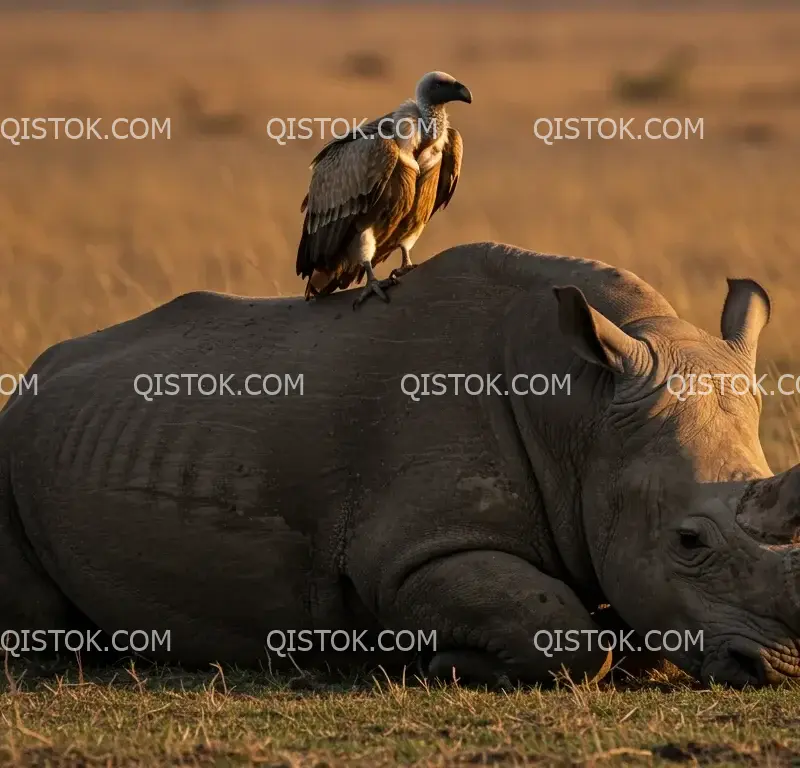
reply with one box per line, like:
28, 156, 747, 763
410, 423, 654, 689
2, 661, 800, 767
1, 7, 800, 765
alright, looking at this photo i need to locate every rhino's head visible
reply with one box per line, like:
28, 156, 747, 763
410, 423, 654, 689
555, 278, 800, 686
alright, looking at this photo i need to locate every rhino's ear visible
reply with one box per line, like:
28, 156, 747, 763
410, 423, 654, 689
721, 278, 770, 361
553, 285, 647, 375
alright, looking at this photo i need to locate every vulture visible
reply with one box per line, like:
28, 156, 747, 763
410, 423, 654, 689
296, 71, 471, 307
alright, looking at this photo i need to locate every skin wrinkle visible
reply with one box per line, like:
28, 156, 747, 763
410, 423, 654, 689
713, 628, 798, 659
672, 546, 716, 572
503, 326, 597, 591
612, 345, 759, 474
591, 458, 634, 583
606, 348, 675, 434
541, 415, 599, 595
683, 405, 720, 447
490, 375, 557, 570
649, 328, 763, 420
617, 397, 673, 447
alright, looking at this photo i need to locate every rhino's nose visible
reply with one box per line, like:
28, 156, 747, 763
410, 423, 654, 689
785, 548, 800, 612
709, 638, 800, 686
701, 639, 766, 687
725, 647, 767, 686
780, 548, 800, 637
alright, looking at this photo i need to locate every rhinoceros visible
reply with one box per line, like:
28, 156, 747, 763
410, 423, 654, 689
1, 242, 798, 687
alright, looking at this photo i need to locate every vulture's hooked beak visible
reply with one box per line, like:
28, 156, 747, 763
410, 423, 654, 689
453, 82, 473, 104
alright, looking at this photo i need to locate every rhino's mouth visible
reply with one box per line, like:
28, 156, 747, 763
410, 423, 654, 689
760, 643, 800, 682
701, 635, 800, 686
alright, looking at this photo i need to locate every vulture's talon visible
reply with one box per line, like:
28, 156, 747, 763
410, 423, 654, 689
390, 264, 417, 279
352, 277, 398, 310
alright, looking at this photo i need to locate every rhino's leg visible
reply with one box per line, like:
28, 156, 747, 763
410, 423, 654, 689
0, 475, 77, 633
385, 551, 609, 686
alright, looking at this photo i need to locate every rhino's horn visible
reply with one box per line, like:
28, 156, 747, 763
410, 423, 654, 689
736, 466, 800, 544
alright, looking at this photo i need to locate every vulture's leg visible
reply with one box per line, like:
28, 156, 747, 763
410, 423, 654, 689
351, 229, 398, 309
390, 245, 417, 279
352, 262, 398, 309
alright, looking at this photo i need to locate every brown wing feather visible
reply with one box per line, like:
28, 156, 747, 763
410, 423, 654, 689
305, 137, 398, 234
296, 135, 400, 282
430, 127, 463, 218
304, 110, 395, 173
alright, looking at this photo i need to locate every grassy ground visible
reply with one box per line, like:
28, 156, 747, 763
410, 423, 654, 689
3, 662, 800, 766
2, 5, 800, 765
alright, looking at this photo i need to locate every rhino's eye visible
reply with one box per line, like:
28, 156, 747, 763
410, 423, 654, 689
678, 529, 707, 550
674, 522, 716, 567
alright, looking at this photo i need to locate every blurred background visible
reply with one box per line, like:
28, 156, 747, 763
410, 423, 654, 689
0, 1, 798, 465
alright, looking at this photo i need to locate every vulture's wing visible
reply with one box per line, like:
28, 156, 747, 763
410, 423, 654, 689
430, 127, 463, 217
296, 132, 401, 280
304, 110, 395, 170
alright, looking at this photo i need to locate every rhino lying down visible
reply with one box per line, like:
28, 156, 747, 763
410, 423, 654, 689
1, 242, 798, 687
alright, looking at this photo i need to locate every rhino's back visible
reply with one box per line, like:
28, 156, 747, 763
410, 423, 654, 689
24, 240, 675, 387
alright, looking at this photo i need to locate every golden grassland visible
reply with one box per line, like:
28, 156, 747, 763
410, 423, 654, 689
0, 8, 800, 469
0, 9, 799, 464
1, 8, 800, 765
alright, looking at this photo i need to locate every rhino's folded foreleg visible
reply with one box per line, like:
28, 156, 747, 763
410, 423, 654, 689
380, 550, 611, 687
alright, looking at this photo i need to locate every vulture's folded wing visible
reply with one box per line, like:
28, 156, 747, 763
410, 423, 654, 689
305, 135, 400, 235
296, 134, 401, 278
430, 126, 463, 217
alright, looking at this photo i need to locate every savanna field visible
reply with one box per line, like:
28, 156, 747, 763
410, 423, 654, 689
1, 6, 800, 765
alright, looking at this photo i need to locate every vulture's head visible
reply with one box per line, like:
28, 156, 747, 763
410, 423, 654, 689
416, 71, 473, 107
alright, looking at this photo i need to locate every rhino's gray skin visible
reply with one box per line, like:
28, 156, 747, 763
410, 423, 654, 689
2, 242, 799, 687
